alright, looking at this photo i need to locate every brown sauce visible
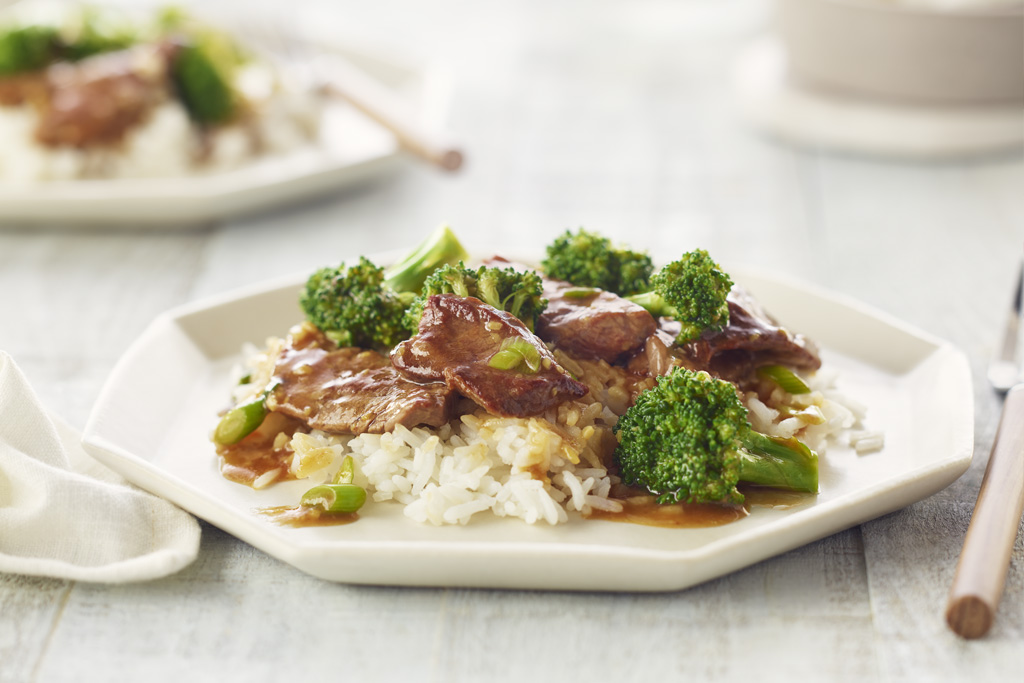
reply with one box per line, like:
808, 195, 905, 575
589, 484, 813, 529
258, 505, 359, 528
216, 412, 304, 487
588, 497, 747, 528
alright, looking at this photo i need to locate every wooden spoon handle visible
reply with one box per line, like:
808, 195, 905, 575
946, 384, 1024, 638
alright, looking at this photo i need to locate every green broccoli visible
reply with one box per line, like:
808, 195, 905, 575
150, 6, 247, 125
170, 42, 237, 124
541, 228, 654, 296
384, 224, 468, 293
0, 25, 60, 75
0, 7, 140, 77
405, 262, 547, 332
300, 256, 412, 350
299, 225, 469, 350
626, 249, 733, 344
614, 367, 818, 505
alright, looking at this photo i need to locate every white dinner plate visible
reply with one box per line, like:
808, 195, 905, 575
0, 42, 451, 228
81, 256, 973, 591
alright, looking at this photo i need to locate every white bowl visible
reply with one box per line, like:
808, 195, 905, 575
775, 0, 1024, 103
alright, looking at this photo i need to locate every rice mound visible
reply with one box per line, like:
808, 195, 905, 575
231, 335, 880, 526
281, 350, 640, 526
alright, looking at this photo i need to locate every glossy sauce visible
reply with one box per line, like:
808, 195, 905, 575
216, 412, 303, 487
258, 505, 359, 528
589, 485, 813, 528
588, 497, 748, 528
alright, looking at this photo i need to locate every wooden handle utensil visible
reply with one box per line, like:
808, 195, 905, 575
945, 384, 1024, 638
312, 53, 463, 172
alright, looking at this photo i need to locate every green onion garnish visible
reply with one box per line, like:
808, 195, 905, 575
300, 484, 367, 514
488, 337, 542, 374
212, 396, 267, 445
757, 365, 811, 394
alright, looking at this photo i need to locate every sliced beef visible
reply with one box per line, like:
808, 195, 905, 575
626, 287, 820, 385
33, 42, 178, 149
536, 279, 656, 364
391, 294, 588, 417
267, 325, 454, 435
483, 255, 655, 365
653, 286, 820, 385
625, 325, 680, 378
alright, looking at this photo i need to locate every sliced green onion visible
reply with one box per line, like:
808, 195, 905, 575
237, 373, 252, 385
562, 287, 600, 299
487, 337, 542, 374
333, 455, 356, 485
488, 349, 522, 371
300, 484, 367, 513
757, 365, 811, 394
780, 405, 826, 425
514, 339, 541, 372
213, 396, 267, 445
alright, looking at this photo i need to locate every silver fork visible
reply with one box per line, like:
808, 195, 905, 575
988, 253, 1024, 393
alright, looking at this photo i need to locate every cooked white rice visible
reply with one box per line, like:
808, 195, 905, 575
230, 336, 881, 526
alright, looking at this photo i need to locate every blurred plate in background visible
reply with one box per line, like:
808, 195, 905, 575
0, 40, 452, 228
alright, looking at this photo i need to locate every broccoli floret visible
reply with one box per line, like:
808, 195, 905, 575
614, 367, 818, 505
0, 25, 59, 75
299, 225, 469, 350
405, 262, 547, 331
156, 7, 249, 125
384, 224, 468, 294
541, 228, 653, 296
627, 249, 733, 344
300, 257, 412, 350
0, 7, 140, 77
171, 42, 235, 124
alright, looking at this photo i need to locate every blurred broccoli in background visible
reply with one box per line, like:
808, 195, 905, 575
614, 367, 818, 505
0, 6, 138, 75
170, 42, 237, 124
405, 262, 547, 332
541, 228, 654, 296
626, 249, 733, 344
159, 6, 247, 125
0, 25, 59, 75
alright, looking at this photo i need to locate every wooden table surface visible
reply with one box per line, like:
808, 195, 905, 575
2, 0, 1022, 680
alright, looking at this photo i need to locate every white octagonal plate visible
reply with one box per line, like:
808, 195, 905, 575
82, 257, 973, 591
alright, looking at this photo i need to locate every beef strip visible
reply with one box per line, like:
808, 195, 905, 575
266, 324, 455, 435
32, 42, 178, 149
628, 286, 821, 385
391, 294, 588, 417
483, 255, 656, 365
536, 278, 656, 364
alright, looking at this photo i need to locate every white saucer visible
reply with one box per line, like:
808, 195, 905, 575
733, 38, 1024, 160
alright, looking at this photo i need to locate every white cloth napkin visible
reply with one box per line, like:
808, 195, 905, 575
0, 351, 200, 582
